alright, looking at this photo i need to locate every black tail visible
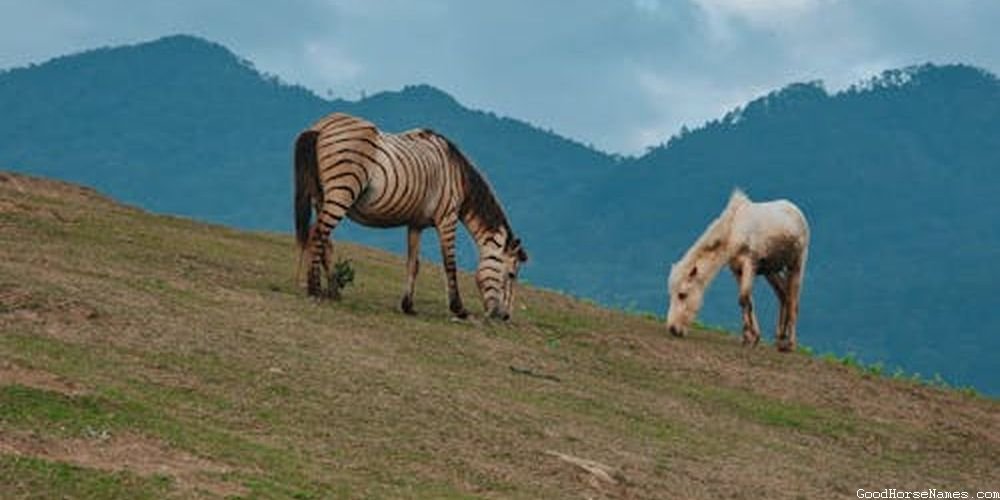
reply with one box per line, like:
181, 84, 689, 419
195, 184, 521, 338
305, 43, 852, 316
294, 130, 321, 249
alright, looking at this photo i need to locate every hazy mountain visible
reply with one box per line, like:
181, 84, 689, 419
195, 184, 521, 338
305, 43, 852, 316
566, 65, 1000, 393
0, 34, 614, 255
1, 35, 996, 394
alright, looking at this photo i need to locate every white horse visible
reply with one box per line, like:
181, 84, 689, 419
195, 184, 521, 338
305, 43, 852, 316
666, 190, 809, 351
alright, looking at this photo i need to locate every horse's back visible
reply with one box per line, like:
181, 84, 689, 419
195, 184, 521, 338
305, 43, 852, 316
763, 199, 807, 234
309, 112, 377, 134
734, 199, 809, 255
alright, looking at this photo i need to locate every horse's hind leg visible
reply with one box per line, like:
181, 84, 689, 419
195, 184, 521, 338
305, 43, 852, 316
766, 272, 792, 352
305, 224, 328, 298
734, 258, 761, 347
309, 178, 361, 300
781, 263, 805, 352
320, 238, 339, 300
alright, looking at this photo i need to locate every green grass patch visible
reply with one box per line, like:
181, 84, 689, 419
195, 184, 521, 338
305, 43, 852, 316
0, 385, 138, 437
510, 386, 686, 444
683, 385, 855, 437
0, 455, 173, 500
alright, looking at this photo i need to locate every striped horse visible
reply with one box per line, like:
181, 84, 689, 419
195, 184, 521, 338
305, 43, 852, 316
294, 113, 527, 320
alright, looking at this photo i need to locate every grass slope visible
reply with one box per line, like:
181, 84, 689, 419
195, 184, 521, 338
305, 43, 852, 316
0, 172, 997, 499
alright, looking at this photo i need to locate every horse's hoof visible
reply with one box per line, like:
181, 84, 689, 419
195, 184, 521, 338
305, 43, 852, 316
449, 300, 469, 319
400, 296, 416, 315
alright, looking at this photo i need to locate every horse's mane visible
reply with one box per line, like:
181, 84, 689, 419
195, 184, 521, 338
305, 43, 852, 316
437, 133, 514, 239
671, 189, 750, 286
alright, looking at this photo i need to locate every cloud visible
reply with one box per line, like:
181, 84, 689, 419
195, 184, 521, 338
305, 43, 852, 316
631, 66, 771, 152
303, 41, 363, 89
693, 0, 830, 26
0, 0, 998, 154
634, 0, 661, 14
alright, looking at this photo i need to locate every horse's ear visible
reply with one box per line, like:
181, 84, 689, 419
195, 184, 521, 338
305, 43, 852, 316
509, 238, 528, 262
689, 265, 698, 278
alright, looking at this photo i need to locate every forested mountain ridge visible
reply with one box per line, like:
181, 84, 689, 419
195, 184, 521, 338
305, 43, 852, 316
2, 35, 997, 394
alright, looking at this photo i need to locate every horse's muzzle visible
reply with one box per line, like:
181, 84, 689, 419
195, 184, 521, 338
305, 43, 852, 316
668, 324, 685, 337
488, 308, 511, 321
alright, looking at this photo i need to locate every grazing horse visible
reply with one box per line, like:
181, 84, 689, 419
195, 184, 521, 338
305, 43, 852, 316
294, 113, 527, 320
666, 190, 809, 351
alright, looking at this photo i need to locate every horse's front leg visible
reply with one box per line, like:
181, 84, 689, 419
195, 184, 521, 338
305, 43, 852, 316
780, 263, 805, 352
734, 258, 761, 347
401, 226, 421, 315
434, 214, 468, 319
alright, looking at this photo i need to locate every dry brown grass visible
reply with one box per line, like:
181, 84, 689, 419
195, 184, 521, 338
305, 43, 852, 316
0, 171, 997, 499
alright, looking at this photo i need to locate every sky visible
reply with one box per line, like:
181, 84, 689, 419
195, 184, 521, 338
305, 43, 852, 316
1, 0, 998, 154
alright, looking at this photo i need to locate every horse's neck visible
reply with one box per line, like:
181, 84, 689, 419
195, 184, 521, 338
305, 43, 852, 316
461, 211, 505, 249
694, 247, 732, 287
686, 218, 736, 287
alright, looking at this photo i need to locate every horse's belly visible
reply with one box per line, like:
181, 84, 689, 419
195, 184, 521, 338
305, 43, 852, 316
347, 196, 434, 229
754, 238, 803, 274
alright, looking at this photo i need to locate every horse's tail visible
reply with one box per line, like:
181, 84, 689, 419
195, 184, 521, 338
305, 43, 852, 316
294, 130, 321, 249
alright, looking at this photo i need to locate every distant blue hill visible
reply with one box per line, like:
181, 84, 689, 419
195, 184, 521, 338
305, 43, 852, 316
568, 67, 999, 395
1, 35, 996, 394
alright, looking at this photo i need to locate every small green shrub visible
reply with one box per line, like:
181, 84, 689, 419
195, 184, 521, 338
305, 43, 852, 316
332, 259, 355, 290
839, 352, 860, 369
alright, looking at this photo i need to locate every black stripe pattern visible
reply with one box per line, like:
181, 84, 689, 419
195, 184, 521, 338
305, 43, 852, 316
294, 113, 527, 319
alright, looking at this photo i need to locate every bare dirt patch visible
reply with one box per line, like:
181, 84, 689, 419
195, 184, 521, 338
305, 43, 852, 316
0, 361, 86, 396
0, 430, 246, 498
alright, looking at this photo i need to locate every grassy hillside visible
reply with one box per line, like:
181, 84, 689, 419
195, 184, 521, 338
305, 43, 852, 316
0, 172, 997, 499
3, 36, 998, 395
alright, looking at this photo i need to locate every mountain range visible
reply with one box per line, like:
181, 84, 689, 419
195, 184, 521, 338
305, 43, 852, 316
1, 35, 996, 394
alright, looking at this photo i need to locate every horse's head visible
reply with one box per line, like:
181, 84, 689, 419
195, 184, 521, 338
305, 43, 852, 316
477, 234, 528, 321
666, 261, 706, 337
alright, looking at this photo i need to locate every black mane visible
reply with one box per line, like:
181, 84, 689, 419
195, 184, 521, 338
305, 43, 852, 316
438, 134, 514, 238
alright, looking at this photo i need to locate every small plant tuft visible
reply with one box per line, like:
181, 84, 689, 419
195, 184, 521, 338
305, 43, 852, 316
332, 259, 355, 290
839, 352, 860, 369
958, 386, 981, 398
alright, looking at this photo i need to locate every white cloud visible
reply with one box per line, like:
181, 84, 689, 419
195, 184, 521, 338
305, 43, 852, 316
634, 0, 661, 14
0, 0, 998, 154
303, 41, 363, 88
631, 66, 768, 152
693, 0, 831, 27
